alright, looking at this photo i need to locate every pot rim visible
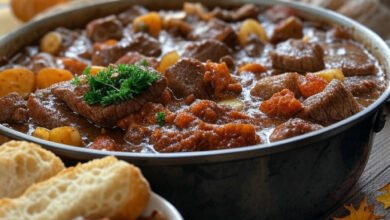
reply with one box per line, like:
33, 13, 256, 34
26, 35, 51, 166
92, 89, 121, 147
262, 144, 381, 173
0, 0, 389, 165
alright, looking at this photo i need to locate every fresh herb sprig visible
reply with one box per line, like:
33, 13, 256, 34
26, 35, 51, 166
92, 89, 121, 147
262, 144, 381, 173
156, 112, 166, 126
73, 64, 159, 106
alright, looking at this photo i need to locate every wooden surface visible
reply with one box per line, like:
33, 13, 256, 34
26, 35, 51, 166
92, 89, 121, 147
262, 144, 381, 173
323, 103, 390, 219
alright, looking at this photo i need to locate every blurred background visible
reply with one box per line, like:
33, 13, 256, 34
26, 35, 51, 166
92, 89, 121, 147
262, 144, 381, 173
0, 0, 390, 39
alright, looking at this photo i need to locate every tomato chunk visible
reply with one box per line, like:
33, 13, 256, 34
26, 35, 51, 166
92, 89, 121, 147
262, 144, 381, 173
297, 73, 327, 98
260, 89, 302, 118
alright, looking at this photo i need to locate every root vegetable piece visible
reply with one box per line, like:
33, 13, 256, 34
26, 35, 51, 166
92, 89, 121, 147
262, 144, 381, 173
238, 19, 268, 45
133, 12, 162, 37
36, 67, 73, 89
40, 31, 62, 55
49, 126, 82, 146
32, 127, 50, 140
0, 68, 35, 98
157, 51, 180, 73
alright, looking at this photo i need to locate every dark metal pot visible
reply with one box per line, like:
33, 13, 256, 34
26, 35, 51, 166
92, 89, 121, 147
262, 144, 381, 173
0, 0, 389, 219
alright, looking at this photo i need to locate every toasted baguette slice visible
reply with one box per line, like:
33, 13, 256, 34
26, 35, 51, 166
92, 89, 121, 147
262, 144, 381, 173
0, 156, 150, 220
0, 141, 64, 198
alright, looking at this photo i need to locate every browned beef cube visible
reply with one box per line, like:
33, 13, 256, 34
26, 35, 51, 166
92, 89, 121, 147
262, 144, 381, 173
324, 42, 376, 76
28, 88, 87, 129
270, 39, 325, 73
344, 76, 379, 96
243, 36, 265, 57
30, 53, 58, 73
211, 4, 260, 21
86, 15, 123, 42
188, 19, 238, 48
91, 43, 129, 66
115, 52, 158, 68
269, 118, 323, 142
250, 72, 302, 100
127, 33, 162, 57
0, 93, 28, 123
299, 80, 361, 125
118, 5, 148, 25
270, 16, 303, 44
51, 76, 167, 127
165, 58, 209, 99
91, 33, 161, 66
183, 39, 233, 62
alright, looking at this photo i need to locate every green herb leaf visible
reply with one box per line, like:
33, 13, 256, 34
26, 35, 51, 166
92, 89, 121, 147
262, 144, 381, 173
71, 74, 81, 86
80, 64, 160, 106
156, 112, 166, 126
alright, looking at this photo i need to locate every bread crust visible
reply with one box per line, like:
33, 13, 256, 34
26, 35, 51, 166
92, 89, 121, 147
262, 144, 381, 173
0, 141, 65, 198
0, 156, 150, 220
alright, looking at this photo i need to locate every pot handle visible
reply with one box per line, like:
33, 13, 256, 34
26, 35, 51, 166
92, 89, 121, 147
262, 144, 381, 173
374, 107, 387, 133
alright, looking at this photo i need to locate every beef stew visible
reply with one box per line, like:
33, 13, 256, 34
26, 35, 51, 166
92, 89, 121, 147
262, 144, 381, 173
0, 3, 386, 153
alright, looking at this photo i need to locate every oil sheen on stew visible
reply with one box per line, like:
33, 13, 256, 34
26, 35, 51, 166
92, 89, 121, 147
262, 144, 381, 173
0, 3, 387, 153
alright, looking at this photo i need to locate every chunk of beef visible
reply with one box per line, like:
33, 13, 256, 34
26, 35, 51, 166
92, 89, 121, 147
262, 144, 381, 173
28, 88, 84, 128
29, 53, 58, 73
86, 15, 123, 42
269, 118, 323, 142
165, 58, 209, 99
211, 4, 260, 21
299, 80, 361, 125
183, 39, 232, 62
91, 33, 161, 66
51, 76, 167, 127
0, 93, 28, 123
91, 42, 129, 66
127, 33, 162, 57
250, 72, 302, 100
244, 36, 265, 57
188, 19, 238, 48
270, 16, 303, 44
163, 16, 192, 37
324, 42, 376, 76
330, 26, 352, 40
115, 52, 158, 68
118, 5, 148, 25
344, 76, 378, 96
270, 39, 325, 73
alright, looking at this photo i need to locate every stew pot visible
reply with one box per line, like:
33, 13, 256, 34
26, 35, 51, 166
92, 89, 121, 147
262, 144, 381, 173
0, 0, 389, 219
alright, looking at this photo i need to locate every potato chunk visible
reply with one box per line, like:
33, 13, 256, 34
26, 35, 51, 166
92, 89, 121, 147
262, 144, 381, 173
157, 51, 180, 73
238, 19, 268, 45
32, 127, 50, 141
36, 68, 73, 89
40, 31, 62, 55
49, 126, 82, 146
313, 69, 345, 82
0, 68, 35, 98
218, 98, 245, 111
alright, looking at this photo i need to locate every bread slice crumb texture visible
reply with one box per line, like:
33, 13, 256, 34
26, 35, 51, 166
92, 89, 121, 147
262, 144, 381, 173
0, 156, 150, 220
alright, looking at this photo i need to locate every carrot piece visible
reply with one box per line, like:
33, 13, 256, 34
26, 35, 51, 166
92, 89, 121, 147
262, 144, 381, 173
133, 12, 162, 37
61, 58, 88, 75
157, 51, 180, 73
238, 63, 267, 74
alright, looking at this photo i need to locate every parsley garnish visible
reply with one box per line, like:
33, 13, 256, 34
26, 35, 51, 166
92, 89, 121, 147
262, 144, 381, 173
156, 112, 166, 126
79, 64, 159, 106
71, 74, 81, 86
